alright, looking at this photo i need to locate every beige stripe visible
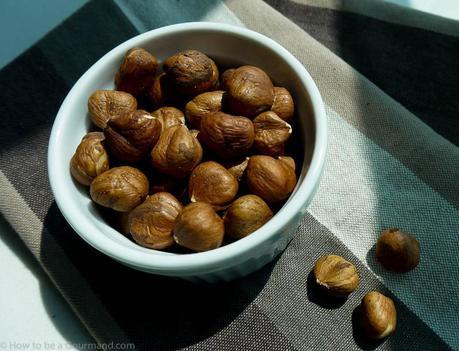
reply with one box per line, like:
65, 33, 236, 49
0, 171, 132, 346
226, 0, 459, 208
292, 0, 459, 37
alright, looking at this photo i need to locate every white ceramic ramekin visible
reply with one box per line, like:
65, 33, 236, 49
48, 22, 327, 282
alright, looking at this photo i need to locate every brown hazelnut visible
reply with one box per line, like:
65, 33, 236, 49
104, 110, 161, 163
271, 87, 294, 121
151, 107, 185, 133
88, 90, 137, 129
115, 47, 157, 96
151, 125, 203, 178
360, 291, 397, 339
224, 195, 273, 239
190, 129, 200, 138
173, 202, 224, 252
222, 157, 249, 181
128, 192, 183, 249
226, 65, 274, 117
147, 73, 177, 108
277, 156, 296, 171
185, 90, 224, 129
220, 68, 235, 90
313, 255, 359, 297
376, 228, 420, 272
90, 166, 149, 212
70, 132, 109, 186
246, 155, 297, 203
163, 50, 218, 95
253, 111, 292, 156
189, 161, 239, 207
199, 112, 254, 159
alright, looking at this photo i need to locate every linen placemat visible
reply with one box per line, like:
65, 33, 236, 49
1, 0, 458, 350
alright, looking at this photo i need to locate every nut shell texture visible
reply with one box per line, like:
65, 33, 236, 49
104, 110, 161, 163
199, 112, 254, 159
151, 125, 203, 178
226, 65, 274, 117
189, 161, 238, 207
313, 255, 359, 297
115, 47, 157, 96
185, 90, 224, 129
271, 87, 294, 121
360, 291, 397, 339
224, 195, 273, 239
246, 155, 296, 203
128, 192, 183, 249
151, 107, 185, 132
173, 202, 224, 252
90, 166, 149, 212
253, 111, 292, 156
164, 50, 218, 95
88, 90, 137, 129
376, 228, 420, 272
70, 132, 109, 186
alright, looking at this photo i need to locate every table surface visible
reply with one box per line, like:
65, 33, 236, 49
1, 0, 458, 348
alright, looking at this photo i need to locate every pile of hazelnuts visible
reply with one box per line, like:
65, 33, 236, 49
70, 48, 298, 252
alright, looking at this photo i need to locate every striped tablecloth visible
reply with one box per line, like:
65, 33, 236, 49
1, 0, 458, 350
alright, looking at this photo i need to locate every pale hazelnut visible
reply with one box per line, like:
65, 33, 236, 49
173, 202, 224, 252
185, 90, 224, 129
88, 90, 137, 129
222, 157, 249, 181
271, 87, 294, 121
246, 155, 297, 203
199, 112, 254, 159
115, 47, 157, 96
224, 195, 273, 239
313, 255, 359, 297
253, 111, 292, 156
360, 291, 397, 339
150, 125, 203, 178
376, 228, 420, 272
70, 132, 109, 186
128, 192, 183, 249
90, 166, 149, 212
163, 50, 219, 95
226, 65, 274, 117
189, 161, 239, 207
151, 106, 185, 133
104, 110, 161, 163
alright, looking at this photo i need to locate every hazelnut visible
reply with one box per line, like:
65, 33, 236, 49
220, 68, 235, 90
151, 107, 185, 133
376, 228, 420, 272
224, 195, 273, 239
246, 155, 297, 203
151, 125, 203, 178
271, 87, 294, 121
190, 129, 200, 138
90, 166, 149, 212
189, 161, 239, 207
147, 73, 177, 108
313, 254, 359, 297
163, 50, 219, 95
70, 132, 109, 186
173, 202, 224, 252
253, 111, 292, 156
360, 291, 397, 339
88, 90, 137, 129
185, 90, 224, 129
104, 110, 161, 163
226, 65, 274, 117
150, 174, 187, 198
199, 112, 254, 159
115, 47, 157, 96
222, 157, 249, 181
128, 192, 183, 249
278, 156, 296, 171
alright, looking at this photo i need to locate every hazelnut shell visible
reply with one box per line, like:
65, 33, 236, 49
185, 90, 224, 129
253, 111, 292, 156
88, 90, 137, 129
